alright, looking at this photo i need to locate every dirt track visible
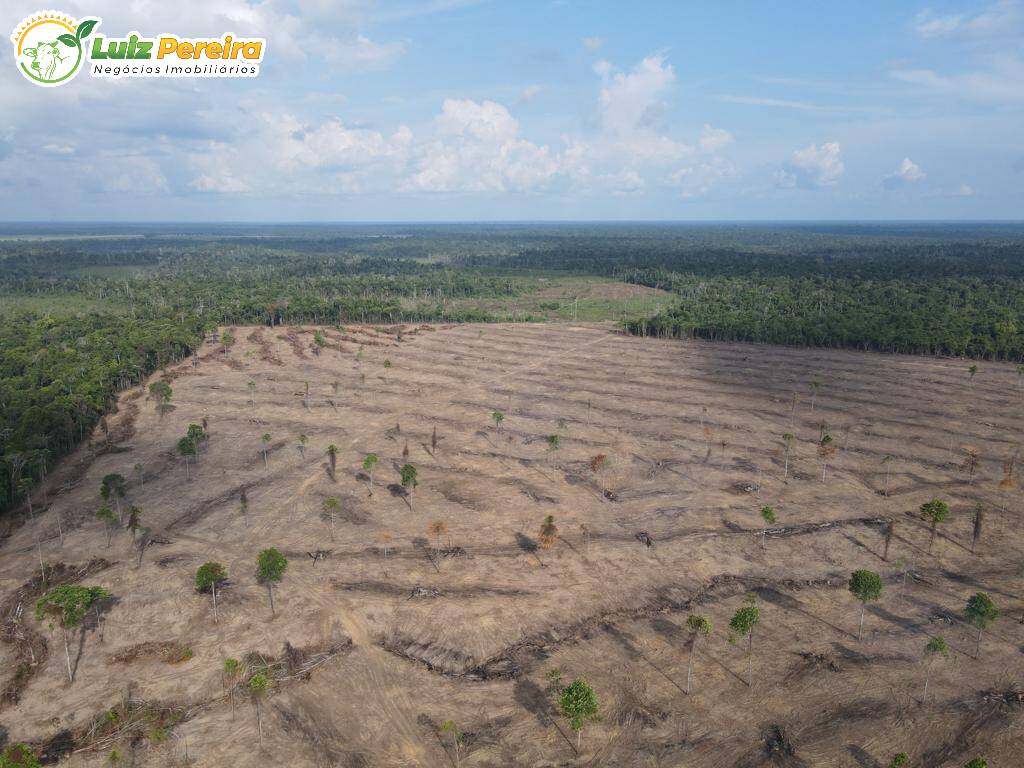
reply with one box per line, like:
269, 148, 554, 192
1, 323, 1022, 767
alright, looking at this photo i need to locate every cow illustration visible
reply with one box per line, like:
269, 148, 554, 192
23, 40, 66, 80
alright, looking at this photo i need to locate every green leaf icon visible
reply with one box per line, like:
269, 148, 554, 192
58, 33, 77, 47
76, 19, 99, 40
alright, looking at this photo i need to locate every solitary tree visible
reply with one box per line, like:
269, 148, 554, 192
260, 433, 272, 469
223, 657, 241, 720
35, 584, 111, 682
818, 432, 836, 482
808, 377, 820, 411
297, 434, 307, 458
967, 364, 978, 384
546, 434, 560, 451
195, 562, 228, 623
970, 504, 984, 553
685, 614, 712, 694
848, 569, 883, 641
964, 592, 998, 659
960, 445, 980, 485
247, 380, 256, 410
256, 548, 288, 615
326, 444, 338, 479
149, 381, 172, 418
492, 411, 504, 432
440, 720, 463, 767
882, 519, 895, 561
728, 593, 760, 686
100, 473, 127, 522
177, 437, 197, 480
248, 672, 269, 745
186, 424, 206, 460
559, 678, 601, 752
126, 506, 142, 541
539, 515, 559, 549
400, 463, 418, 506
96, 506, 117, 547
781, 433, 795, 480
323, 496, 340, 540
922, 635, 949, 702
888, 753, 910, 768
360, 454, 376, 495
759, 505, 777, 550
921, 498, 949, 552
239, 489, 249, 527
964, 758, 987, 768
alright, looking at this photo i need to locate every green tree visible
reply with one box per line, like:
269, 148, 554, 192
728, 593, 760, 686
0, 743, 41, 768
327, 444, 338, 479
363, 453, 379, 493
35, 584, 111, 682
177, 436, 197, 480
759, 505, 777, 550
256, 548, 288, 615
888, 753, 910, 768
100, 473, 126, 521
248, 672, 270, 745
223, 657, 241, 720
922, 635, 949, 702
685, 614, 712, 694
400, 463, 418, 506
260, 433, 272, 469
964, 592, 998, 659
148, 380, 172, 418
920, 498, 949, 552
220, 330, 235, 352
965, 759, 987, 768
848, 569, 883, 641
559, 678, 601, 752
297, 434, 307, 458
546, 434, 560, 451
440, 720, 463, 767
492, 411, 504, 431
96, 505, 117, 547
195, 562, 228, 623
186, 423, 206, 461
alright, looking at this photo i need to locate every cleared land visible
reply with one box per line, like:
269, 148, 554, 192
1, 323, 1022, 767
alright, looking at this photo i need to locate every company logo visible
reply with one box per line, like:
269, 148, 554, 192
11, 11, 97, 87
11, 10, 265, 87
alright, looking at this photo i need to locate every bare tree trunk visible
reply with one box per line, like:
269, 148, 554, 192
858, 604, 865, 641
686, 640, 695, 694
212, 584, 218, 623
255, 698, 263, 745
976, 627, 983, 659
747, 632, 753, 686
63, 628, 73, 682
267, 583, 276, 615
923, 662, 932, 702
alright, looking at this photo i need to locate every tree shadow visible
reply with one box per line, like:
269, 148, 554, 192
512, 679, 577, 756
515, 533, 544, 566
604, 623, 688, 696
756, 586, 855, 640
847, 744, 881, 768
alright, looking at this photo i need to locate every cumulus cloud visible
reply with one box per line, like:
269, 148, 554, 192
778, 142, 844, 189
883, 157, 926, 190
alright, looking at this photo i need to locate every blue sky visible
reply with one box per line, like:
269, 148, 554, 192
1, 0, 1022, 221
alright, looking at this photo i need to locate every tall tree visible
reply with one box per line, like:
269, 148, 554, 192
685, 613, 712, 694
195, 562, 228, 623
492, 411, 504, 432
177, 436, 197, 480
921, 498, 949, 552
363, 453, 379, 494
559, 678, 601, 752
323, 496, 340, 540
223, 657, 241, 720
260, 433, 272, 469
35, 584, 111, 682
239, 489, 249, 527
297, 434, 308, 458
126, 506, 142, 541
400, 463, 418, 507
326, 444, 338, 479
428, 520, 448, 555
970, 504, 984, 553
781, 432, 795, 480
882, 519, 895, 562
100, 473, 126, 522
759, 505, 777, 550
440, 720, 463, 767
964, 592, 998, 659
848, 569, 883, 641
148, 381, 172, 419
960, 445, 980, 485
96, 506, 117, 547
248, 672, 270, 745
922, 635, 949, 702
728, 593, 760, 686
247, 380, 256, 410
256, 548, 288, 615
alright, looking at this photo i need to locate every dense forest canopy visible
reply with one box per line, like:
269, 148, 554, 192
2, 221, 1024, 516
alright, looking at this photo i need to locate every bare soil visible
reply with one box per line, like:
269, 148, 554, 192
1, 323, 1021, 767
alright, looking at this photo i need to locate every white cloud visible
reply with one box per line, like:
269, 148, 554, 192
891, 56, 1024, 104
583, 36, 604, 50
913, 1, 1020, 39
520, 84, 545, 101
883, 157, 926, 190
958, 183, 976, 196
597, 55, 675, 135
778, 142, 844, 189
698, 124, 733, 153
